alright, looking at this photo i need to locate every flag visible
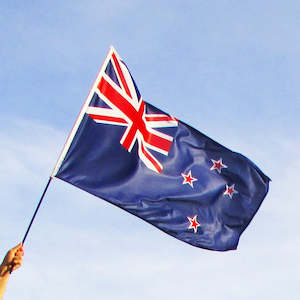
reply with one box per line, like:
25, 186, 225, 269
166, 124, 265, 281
52, 46, 270, 251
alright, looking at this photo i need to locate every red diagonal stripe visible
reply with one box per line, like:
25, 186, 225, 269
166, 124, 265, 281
98, 78, 172, 152
140, 143, 162, 173
98, 77, 137, 123
112, 53, 132, 98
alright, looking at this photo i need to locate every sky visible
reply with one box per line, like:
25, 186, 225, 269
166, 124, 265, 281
0, 1, 299, 299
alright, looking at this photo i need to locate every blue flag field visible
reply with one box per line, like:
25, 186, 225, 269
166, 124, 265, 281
52, 47, 270, 251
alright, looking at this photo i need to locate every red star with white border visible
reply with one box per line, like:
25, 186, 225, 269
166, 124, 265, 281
210, 158, 227, 174
181, 170, 198, 188
224, 184, 238, 198
187, 215, 201, 233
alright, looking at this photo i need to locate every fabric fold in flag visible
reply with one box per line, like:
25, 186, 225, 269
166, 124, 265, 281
52, 46, 270, 251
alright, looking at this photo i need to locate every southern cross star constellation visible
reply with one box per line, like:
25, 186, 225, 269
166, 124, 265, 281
183, 157, 239, 234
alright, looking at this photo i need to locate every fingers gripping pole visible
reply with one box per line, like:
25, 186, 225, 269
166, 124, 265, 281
22, 177, 53, 244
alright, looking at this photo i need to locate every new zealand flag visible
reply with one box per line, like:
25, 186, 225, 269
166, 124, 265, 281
52, 47, 270, 251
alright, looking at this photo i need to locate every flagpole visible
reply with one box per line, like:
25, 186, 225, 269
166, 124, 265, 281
22, 176, 53, 244
10, 177, 52, 274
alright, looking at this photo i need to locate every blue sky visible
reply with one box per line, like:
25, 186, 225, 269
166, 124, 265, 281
1, 1, 299, 299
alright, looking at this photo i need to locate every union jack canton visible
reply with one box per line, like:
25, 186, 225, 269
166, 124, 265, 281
86, 51, 178, 173
53, 47, 270, 251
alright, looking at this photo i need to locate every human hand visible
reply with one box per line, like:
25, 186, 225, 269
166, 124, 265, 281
0, 243, 24, 276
